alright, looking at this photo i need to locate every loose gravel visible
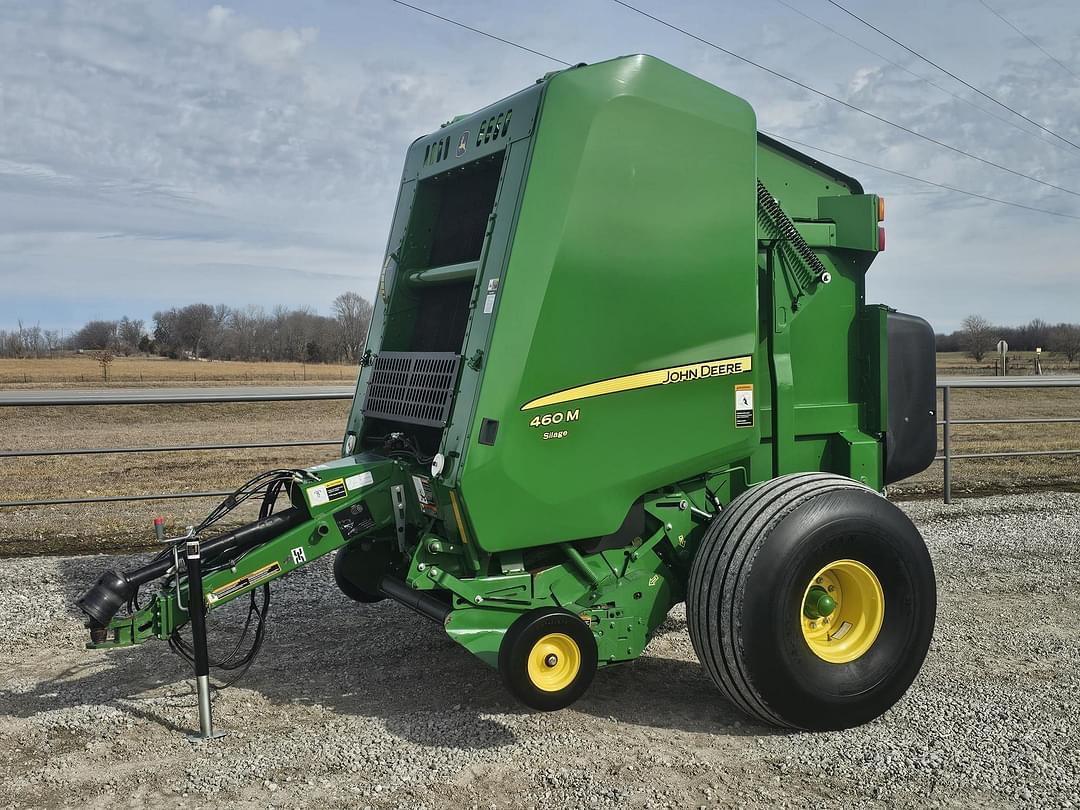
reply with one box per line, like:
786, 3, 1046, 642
1, 491, 1078, 809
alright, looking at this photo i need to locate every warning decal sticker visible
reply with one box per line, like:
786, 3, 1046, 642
307, 478, 348, 507
735, 384, 754, 428
345, 471, 374, 492
207, 562, 281, 604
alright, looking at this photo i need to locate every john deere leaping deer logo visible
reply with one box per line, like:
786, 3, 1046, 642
456, 132, 469, 157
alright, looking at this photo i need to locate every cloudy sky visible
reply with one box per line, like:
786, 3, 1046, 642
1, 0, 1078, 333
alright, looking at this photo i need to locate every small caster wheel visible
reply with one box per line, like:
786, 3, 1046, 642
499, 608, 597, 711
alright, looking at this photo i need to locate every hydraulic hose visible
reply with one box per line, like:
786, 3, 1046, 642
78, 507, 307, 632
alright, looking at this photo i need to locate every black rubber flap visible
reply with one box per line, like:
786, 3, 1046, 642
885, 312, 937, 484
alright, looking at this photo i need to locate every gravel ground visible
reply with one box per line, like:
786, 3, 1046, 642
1, 491, 1078, 809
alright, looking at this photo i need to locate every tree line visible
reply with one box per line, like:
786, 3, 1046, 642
0, 292, 373, 363
940, 316, 1080, 363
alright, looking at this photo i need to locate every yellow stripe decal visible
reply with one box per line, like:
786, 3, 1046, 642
449, 489, 470, 545
521, 355, 752, 411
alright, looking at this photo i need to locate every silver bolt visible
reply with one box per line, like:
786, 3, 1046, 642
827, 585, 834, 592
810, 622, 817, 629
815, 577, 823, 584
474, 595, 483, 604
678, 500, 687, 511
544, 654, 558, 667
418, 563, 426, 571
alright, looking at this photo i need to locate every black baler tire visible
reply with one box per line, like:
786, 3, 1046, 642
333, 547, 386, 604
499, 608, 598, 712
687, 473, 936, 731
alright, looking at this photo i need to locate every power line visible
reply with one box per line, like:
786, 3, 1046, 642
761, 130, 1080, 221
381, 0, 1080, 222
976, 0, 1079, 81
388, 0, 572, 66
610, 0, 1080, 197
826, 0, 1080, 152
771, 0, 1075, 157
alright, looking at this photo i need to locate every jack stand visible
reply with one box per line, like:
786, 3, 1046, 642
184, 540, 225, 742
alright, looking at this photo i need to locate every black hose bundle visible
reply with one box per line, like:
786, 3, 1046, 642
165, 467, 311, 689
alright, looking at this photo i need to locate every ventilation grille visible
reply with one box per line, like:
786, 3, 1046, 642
362, 351, 461, 428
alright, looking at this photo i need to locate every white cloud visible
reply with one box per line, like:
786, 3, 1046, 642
0, 0, 1078, 332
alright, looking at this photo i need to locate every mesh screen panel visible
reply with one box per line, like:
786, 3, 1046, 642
362, 351, 461, 428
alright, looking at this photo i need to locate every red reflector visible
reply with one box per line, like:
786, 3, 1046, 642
153, 516, 164, 525
878, 227, 886, 252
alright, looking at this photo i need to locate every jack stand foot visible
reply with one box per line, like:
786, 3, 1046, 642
186, 673, 226, 742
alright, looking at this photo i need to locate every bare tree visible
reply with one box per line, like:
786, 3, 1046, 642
332, 291, 373, 362
117, 317, 145, 356
1021, 318, 1052, 351
178, 303, 221, 359
73, 320, 118, 350
960, 314, 995, 362
153, 304, 225, 359
8, 292, 374, 363
1052, 324, 1080, 364
88, 349, 115, 381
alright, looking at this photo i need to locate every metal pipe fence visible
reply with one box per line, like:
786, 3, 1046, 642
0, 378, 1077, 508
935, 377, 1080, 503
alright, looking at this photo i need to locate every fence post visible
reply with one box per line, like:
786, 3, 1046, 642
942, 386, 951, 504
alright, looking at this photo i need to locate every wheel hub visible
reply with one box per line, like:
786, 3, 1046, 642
800, 559, 884, 664
803, 585, 836, 620
527, 633, 581, 692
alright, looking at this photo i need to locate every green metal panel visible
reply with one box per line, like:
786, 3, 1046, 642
460, 56, 761, 551
342, 55, 889, 553
85, 56, 914, 696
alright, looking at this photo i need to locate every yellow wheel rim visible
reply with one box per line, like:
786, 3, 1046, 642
527, 632, 581, 692
800, 559, 884, 664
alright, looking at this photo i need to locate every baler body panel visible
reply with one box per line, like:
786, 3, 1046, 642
462, 57, 761, 551
343, 54, 899, 556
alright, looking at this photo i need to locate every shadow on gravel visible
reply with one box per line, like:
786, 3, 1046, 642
7, 558, 779, 747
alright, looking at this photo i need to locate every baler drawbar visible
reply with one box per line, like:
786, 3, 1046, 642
79, 55, 938, 736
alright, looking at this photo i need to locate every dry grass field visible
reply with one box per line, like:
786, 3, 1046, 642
936, 350, 1078, 377
898, 386, 1079, 499
0, 356, 1076, 556
0, 356, 356, 388
0, 399, 351, 556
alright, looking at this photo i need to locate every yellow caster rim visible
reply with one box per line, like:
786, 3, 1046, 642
800, 559, 884, 664
527, 632, 581, 692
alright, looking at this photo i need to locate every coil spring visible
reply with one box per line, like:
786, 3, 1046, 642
757, 180, 829, 285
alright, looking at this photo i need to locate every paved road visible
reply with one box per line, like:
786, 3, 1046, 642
0, 385, 354, 406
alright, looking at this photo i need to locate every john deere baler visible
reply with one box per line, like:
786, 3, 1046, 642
80, 55, 937, 733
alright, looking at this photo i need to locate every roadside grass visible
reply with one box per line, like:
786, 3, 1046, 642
936, 350, 1079, 378
0, 356, 356, 388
